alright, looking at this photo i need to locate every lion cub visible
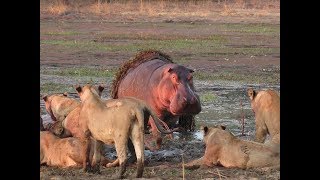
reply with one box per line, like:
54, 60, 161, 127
185, 125, 280, 170
247, 88, 280, 144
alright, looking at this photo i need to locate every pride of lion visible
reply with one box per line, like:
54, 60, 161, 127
40, 51, 280, 178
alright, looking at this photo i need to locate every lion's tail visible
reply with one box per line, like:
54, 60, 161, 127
144, 105, 179, 134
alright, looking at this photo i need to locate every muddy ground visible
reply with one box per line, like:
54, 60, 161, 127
40, 2, 280, 179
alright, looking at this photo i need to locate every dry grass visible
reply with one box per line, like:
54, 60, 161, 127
40, 0, 279, 17
43, 0, 69, 15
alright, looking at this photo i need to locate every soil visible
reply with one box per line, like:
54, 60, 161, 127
40, 5, 280, 179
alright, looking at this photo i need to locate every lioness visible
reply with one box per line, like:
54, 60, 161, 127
42, 92, 80, 122
247, 88, 280, 144
76, 84, 175, 178
185, 125, 280, 170
60, 97, 177, 149
40, 131, 110, 168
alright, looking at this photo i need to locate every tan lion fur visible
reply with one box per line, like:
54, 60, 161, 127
76, 84, 146, 178
247, 88, 280, 144
42, 93, 80, 122
40, 131, 110, 168
185, 126, 280, 170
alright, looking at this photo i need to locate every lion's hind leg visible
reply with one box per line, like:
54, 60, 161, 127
184, 157, 204, 169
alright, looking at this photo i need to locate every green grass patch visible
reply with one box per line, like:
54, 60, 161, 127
194, 70, 280, 84
41, 38, 226, 53
40, 82, 73, 95
96, 33, 228, 42
40, 40, 111, 51
41, 37, 277, 56
41, 67, 117, 78
43, 31, 80, 36
200, 92, 216, 103
222, 23, 280, 35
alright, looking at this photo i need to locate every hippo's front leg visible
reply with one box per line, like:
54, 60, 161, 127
146, 117, 162, 151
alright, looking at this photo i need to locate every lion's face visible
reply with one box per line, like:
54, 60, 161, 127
42, 93, 68, 121
201, 125, 226, 144
247, 88, 256, 101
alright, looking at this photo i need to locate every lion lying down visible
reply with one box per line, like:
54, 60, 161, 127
40, 131, 110, 168
185, 125, 280, 170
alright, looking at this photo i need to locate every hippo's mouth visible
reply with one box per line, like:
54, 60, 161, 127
169, 106, 184, 116
170, 110, 183, 116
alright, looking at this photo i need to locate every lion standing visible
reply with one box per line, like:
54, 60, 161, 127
247, 88, 280, 144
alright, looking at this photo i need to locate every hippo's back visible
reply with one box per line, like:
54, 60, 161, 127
117, 59, 168, 99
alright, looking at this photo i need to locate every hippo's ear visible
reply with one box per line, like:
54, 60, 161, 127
187, 68, 194, 73
42, 95, 48, 102
167, 68, 173, 73
75, 85, 82, 93
63, 92, 68, 97
98, 85, 105, 93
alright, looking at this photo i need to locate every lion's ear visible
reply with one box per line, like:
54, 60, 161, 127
219, 125, 226, 130
203, 126, 209, 135
63, 92, 68, 97
75, 85, 82, 93
187, 68, 194, 73
98, 85, 105, 93
43, 95, 48, 102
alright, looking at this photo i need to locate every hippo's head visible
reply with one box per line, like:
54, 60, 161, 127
158, 65, 201, 116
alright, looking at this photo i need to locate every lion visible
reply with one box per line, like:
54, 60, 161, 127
40, 131, 110, 168
75, 84, 175, 178
247, 88, 280, 144
60, 98, 174, 150
42, 92, 80, 122
184, 125, 280, 170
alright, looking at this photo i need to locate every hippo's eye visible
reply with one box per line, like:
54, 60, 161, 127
172, 75, 178, 80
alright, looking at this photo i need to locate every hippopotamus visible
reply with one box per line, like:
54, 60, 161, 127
111, 50, 201, 149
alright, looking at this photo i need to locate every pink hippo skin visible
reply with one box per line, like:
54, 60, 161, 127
112, 50, 201, 149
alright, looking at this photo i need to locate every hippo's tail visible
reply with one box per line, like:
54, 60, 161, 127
111, 50, 173, 99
